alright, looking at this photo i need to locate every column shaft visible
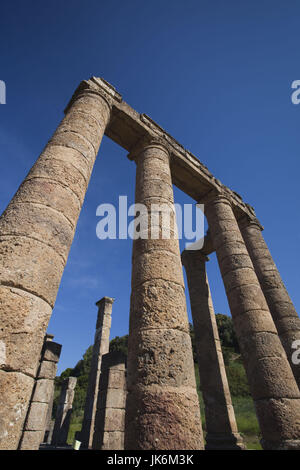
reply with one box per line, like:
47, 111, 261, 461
51, 377, 77, 447
125, 139, 204, 450
92, 351, 126, 450
182, 250, 244, 450
19, 336, 62, 449
0, 79, 111, 449
239, 216, 300, 388
80, 297, 114, 449
204, 191, 300, 449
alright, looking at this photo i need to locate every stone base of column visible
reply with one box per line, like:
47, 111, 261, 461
205, 432, 246, 450
261, 439, 300, 450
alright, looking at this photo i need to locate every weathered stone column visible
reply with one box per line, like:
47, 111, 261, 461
125, 138, 204, 450
43, 388, 55, 444
51, 377, 77, 447
19, 334, 62, 450
182, 249, 245, 450
80, 296, 114, 449
203, 189, 300, 450
92, 351, 126, 450
238, 215, 300, 388
0, 77, 117, 449
41, 334, 55, 445
45, 421, 55, 445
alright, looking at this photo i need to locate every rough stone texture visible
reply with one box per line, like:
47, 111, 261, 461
239, 216, 300, 389
0, 285, 52, 377
182, 249, 245, 450
43, 396, 54, 445
125, 140, 204, 450
0, 370, 34, 450
203, 190, 300, 449
44, 420, 54, 445
92, 351, 126, 450
80, 297, 114, 449
51, 377, 77, 447
19, 431, 44, 450
0, 78, 111, 449
19, 335, 61, 450
125, 386, 203, 450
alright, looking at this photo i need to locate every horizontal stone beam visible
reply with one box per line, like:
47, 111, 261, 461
78, 77, 256, 221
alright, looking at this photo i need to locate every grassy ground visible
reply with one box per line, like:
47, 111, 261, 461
195, 366, 262, 450
67, 414, 83, 446
232, 396, 262, 450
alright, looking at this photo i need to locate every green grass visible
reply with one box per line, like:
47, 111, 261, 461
67, 411, 84, 446
194, 365, 262, 450
232, 396, 262, 450
67, 423, 82, 446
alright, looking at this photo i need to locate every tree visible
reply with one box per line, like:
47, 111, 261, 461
215, 314, 240, 352
109, 335, 128, 356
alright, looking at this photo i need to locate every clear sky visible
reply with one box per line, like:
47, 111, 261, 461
0, 1, 299, 374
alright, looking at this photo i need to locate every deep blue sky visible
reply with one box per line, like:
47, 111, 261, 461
0, 1, 299, 374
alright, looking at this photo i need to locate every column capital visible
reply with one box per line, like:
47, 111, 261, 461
44, 333, 54, 342
127, 135, 171, 162
199, 187, 233, 208
238, 214, 264, 231
64, 77, 122, 115
181, 249, 209, 269
42, 340, 62, 363
62, 376, 77, 390
96, 296, 115, 307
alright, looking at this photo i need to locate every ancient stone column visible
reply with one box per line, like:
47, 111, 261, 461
45, 421, 55, 445
125, 138, 204, 450
203, 189, 300, 450
19, 334, 62, 450
51, 377, 77, 447
80, 297, 114, 449
238, 215, 300, 389
43, 387, 55, 445
41, 334, 56, 445
0, 77, 116, 449
182, 249, 245, 450
92, 351, 126, 450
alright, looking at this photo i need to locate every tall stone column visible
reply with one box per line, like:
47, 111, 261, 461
238, 215, 300, 388
0, 77, 115, 449
19, 334, 62, 450
125, 138, 204, 450
51, 377, 77, 447
41, 334, 55, 444
181, 249, 244, 450
203, 189, 300, 450
80, 296, 114, 449
92, 351, 126, 450
40, 333, 57, 446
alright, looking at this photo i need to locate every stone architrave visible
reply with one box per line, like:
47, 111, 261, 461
182, 249, 245, 450
80, 297, 114, 449
92, 351, 126, 450
239, 215, 300, 389
203, 189, 300, 450
0, 78, 117, 449
125, 138, 204, 450
19, 334, 62, 450
51, 377, 77, 447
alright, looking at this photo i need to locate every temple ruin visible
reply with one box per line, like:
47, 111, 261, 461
0, 77, 300, 450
